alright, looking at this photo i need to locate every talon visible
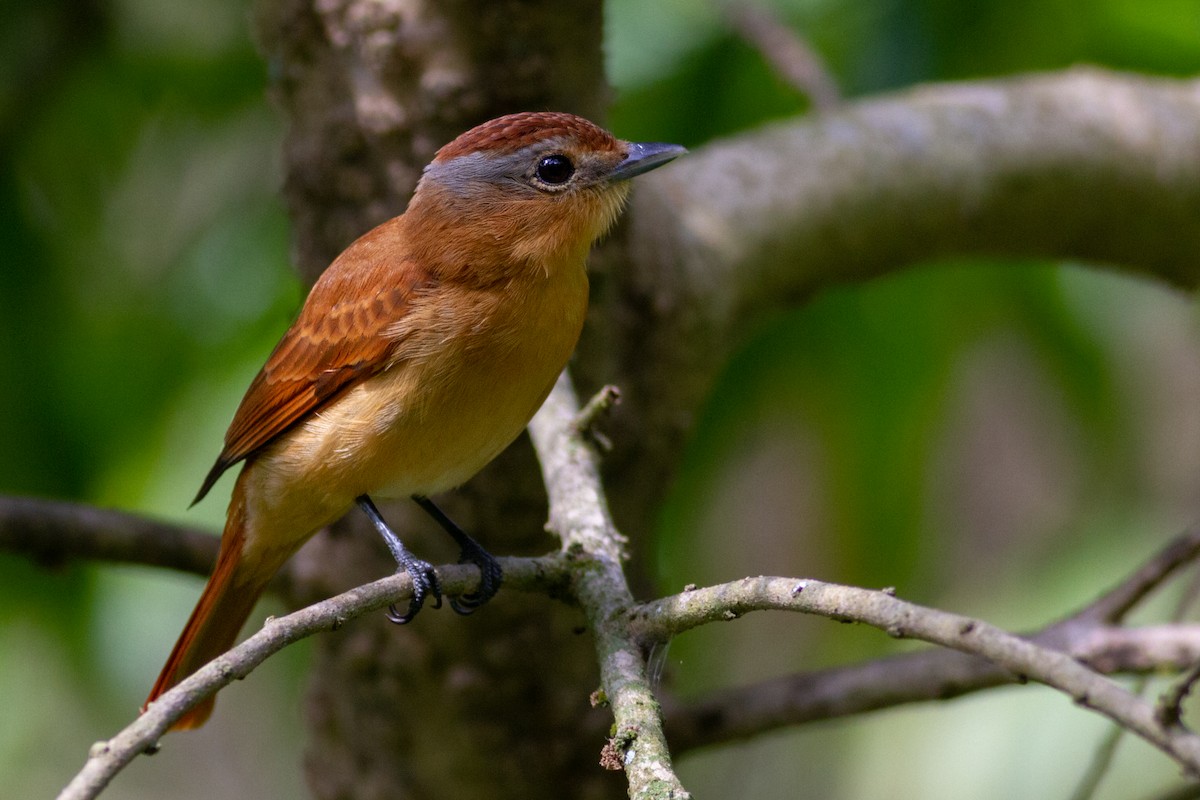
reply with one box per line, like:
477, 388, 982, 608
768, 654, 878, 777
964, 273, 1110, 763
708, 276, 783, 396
449, 542, 503, 616
386, 558, 443, 624
449, 593, 484, 616
411, 495, 504, 615
356, 495, 445, 624
386, 603, 416, 625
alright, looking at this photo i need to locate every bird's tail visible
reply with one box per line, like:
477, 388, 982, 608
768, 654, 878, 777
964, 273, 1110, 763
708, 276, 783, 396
143, 473, 271, 731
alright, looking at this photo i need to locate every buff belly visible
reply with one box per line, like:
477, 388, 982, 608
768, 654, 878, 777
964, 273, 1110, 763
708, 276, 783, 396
237, 267, 587, 558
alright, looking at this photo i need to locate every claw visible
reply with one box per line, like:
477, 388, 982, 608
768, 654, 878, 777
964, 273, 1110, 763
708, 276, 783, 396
386, 556, 444, 624
448, 541, 503, 616
357, 494, 445, 624
412, 495, 504, 615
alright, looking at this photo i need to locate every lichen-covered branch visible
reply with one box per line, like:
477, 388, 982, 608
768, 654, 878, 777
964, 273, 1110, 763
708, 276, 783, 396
529, 373, 691, 800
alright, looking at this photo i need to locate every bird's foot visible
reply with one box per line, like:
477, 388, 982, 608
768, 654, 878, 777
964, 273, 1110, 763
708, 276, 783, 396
357, 494, 444, 624
386, 551, 443, 625
449, 540, 503, 615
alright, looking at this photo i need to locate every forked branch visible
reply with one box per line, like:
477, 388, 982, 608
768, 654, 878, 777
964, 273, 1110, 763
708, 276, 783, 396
35, 391, 1200, 798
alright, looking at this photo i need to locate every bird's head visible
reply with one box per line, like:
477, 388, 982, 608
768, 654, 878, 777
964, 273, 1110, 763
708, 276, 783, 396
407, 112, 685, 273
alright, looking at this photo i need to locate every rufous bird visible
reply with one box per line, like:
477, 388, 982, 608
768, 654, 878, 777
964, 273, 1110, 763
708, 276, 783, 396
144, 112, 685, 730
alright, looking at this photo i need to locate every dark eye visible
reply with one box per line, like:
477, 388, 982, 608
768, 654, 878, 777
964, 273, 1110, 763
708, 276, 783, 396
535, 154, 574, 185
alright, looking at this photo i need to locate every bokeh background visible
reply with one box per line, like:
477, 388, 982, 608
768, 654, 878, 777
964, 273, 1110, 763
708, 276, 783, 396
3, 0, 1200, 797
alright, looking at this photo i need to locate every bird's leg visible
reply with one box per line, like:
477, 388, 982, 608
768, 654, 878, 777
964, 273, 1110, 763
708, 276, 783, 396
412, 495, 503, 615
356, 495, 443, 624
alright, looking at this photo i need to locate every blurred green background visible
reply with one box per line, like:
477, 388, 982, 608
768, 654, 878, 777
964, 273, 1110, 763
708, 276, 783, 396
3, 0, 1200, 797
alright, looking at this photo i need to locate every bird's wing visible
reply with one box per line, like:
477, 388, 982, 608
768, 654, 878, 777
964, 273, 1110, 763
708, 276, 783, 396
194, 248, 432, 504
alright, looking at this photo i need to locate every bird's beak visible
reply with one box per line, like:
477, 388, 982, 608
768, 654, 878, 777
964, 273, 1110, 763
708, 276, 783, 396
608, 142, 688, 182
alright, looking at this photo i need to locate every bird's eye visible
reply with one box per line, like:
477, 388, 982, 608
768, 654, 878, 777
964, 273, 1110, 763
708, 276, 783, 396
535, 154, 574, 185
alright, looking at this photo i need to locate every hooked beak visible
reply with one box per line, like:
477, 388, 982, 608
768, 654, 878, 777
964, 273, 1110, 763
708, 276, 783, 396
608, 142, 688, 182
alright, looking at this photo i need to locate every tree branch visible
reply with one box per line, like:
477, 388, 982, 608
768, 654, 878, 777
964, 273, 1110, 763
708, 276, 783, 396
0, 495, 217, 577
55, 555, 569, 800
59, 373, 680, 800
629, 575, 1200, 775
31, 66, 1200, 796
655, 527, 1200, 754
661, 624, 1200, 754
594, 70, 1200, 529
631, 68, 1200, 332
1067, 527, 1200, 625
34, 456, 1200, 796
528, 373, 692, 800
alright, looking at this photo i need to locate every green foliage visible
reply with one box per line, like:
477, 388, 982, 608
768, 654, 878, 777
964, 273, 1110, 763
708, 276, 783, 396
0, 1, 304, 796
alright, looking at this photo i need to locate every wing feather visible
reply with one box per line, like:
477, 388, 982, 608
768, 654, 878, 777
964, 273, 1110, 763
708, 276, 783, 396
193, 231, 432, 504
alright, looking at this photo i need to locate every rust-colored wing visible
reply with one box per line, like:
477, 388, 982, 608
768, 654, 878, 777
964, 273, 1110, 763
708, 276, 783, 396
193, 242, 431, 505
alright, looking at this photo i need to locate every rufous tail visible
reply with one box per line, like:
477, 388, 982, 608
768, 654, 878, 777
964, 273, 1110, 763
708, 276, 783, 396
144, 474, 268, 731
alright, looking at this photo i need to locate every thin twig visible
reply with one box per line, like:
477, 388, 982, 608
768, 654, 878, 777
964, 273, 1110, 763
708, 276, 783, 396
630, 576, 1200, 776
571, 384, 621, 432
1068, 527, 1200, 625
1160, 661, 1200, 727
25, 442, 1200, 793
570, 383, 621, 452
724, 1, 841, 111
55, 556, 567, 800
660, 624, 1200, 754
1071, 532, 1200, 800
658, 526, 1200, 753
1161, 567, 1200, 728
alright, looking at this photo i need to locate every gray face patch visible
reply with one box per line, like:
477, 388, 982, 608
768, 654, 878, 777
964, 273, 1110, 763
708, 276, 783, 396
423, 150, 531, 198
422, 136, 618, 201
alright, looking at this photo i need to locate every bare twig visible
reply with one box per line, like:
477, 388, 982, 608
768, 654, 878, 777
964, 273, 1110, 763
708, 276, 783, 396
31, 466, 1200, 796
660, 623, 1200, 753
629, 576, 1200, 775
571, 384, 621, 435
724, 1, 841, 111
1070, 531, 1200, 800
60, 373, 691, 800
652, 522, 1200, 753
529, 373, 692, 800
23, 436, 1200, 795
570, 384, 621, 452
1160, 661, 1200, 728
55, 556, 568, 800
1068, 527, 1200, 625
20, 484, 1200, 795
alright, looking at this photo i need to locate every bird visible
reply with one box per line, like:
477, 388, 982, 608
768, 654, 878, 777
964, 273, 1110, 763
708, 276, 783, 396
143, 111, 686, 731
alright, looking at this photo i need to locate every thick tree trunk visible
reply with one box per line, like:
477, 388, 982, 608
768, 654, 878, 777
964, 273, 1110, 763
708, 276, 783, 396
252, 1, 621, 797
